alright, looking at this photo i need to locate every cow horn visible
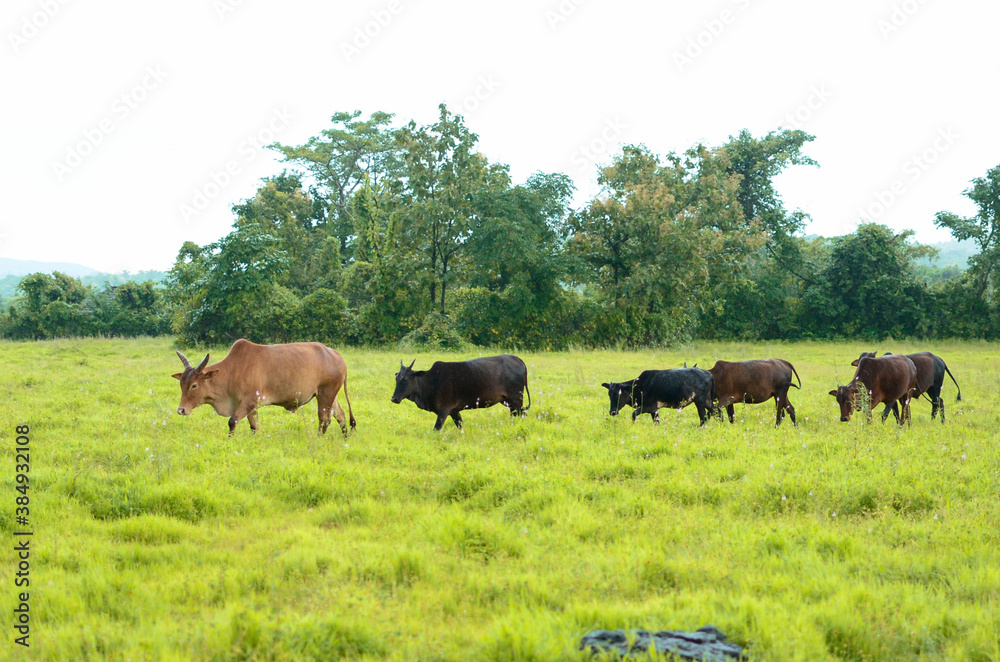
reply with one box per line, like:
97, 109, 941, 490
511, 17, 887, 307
176, 351, 192, 370
408, 359, 415, 370
195, 354, 210, 373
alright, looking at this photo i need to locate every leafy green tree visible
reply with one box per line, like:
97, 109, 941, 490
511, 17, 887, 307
397, 104, 507, 315
1, 272, 93, 339
272, 111, 399, 260
175, 224, 290, 344
801, 224, 932, 338
232, 173, 340, 293
457, 172, 577, 347
568, 143, 765, 345
935, 164, 1000, 299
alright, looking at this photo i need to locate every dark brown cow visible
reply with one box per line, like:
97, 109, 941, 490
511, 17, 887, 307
851, 351, 961, 423
707, 359, 802, 427
173, 339, 355, 436
390, 355, 530, 430
829, 354, 917, 425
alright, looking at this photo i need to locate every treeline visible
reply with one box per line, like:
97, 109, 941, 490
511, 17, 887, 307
4, 106, 999, 346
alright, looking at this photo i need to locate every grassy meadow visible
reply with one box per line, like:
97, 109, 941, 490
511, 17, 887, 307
1, 337, 999, 661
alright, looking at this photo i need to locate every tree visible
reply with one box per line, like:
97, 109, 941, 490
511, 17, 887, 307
935, 164, 1000, 299
272, 111, 400, 260
232, 173, 339, 293
458, 172, 577, 347
568, 143, 765, 345
175, 224, 290, 344
802, 224, 932, 338
397, 104, 507, 315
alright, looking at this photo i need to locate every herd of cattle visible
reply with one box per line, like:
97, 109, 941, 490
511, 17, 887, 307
172, 340, 962, 434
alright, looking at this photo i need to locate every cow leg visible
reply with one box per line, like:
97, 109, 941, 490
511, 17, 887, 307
881, 403, 900, 424
937, 398, 945, 423
247, 410, 259, 434
900, 396, 912, 427
696, 402, 709, 426
650, 408, 660, 424
228, 401, 255, 436
330, 398, 349, 435
450, 411, 464, 428
316, 385, 345, 435
433, 412, 449, 431
726, 403, 735, 424
784, 399, 797, 427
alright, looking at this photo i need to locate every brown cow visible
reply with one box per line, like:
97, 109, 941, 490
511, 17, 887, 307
707, 359, 802, 427
173, 339, 356, 436
829, 354, 917, 425
851, 351, 961, 423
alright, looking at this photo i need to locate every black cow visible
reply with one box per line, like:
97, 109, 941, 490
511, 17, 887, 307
390, 355, 531, 430
601, 368, 716, 426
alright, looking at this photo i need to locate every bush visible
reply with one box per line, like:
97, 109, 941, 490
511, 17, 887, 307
398, 310, 469, 351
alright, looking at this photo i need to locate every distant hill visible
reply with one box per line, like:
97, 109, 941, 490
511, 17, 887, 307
920, 240, 976, 268
801, 235, 975, 268
0, 257, 100, 278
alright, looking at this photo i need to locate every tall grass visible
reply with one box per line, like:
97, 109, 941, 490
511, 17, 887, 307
0, 338, 997, 660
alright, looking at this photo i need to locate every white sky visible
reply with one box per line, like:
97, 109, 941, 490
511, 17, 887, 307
3, 0, 997, 273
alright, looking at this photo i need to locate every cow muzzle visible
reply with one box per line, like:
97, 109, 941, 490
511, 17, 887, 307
178, 407, 188, 416
840, 416, 849, 422
390, 396, 400, 404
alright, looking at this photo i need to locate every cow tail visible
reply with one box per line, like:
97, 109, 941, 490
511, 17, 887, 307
789, 362, 803, 389
945, 364, 962, 401
344, 375, 357, 430
523, 375, 532, 413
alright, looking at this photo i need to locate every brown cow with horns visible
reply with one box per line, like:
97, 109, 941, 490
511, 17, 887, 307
173, 339, 356, 436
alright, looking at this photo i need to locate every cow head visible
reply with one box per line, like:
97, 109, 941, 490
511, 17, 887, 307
601, 381, 634, 416
172, 351, 217, 415
850, 351, 877, 367
829, 382, 859, 422
391, 360, 417, 404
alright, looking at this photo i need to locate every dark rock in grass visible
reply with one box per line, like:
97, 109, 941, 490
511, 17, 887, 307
580, 625, 746, 660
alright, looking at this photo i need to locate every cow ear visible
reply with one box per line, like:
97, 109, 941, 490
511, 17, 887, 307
202, 369, 219, 381
172, 372, 183, 380
828, 389, 838, 397
600, 382, 610, 389
850, 360, 859, 366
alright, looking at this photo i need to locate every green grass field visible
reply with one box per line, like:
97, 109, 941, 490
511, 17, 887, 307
1, 338, 999, 661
